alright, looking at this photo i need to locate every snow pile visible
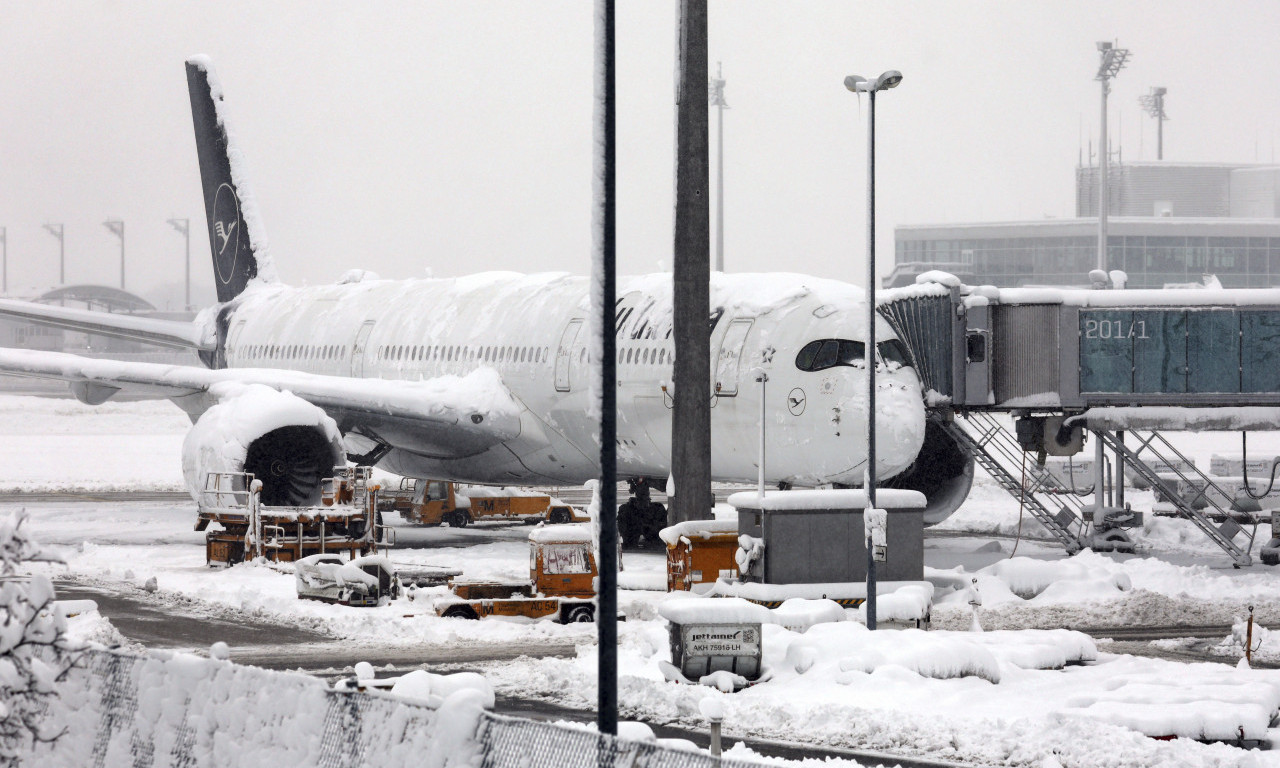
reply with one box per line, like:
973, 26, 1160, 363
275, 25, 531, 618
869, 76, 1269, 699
181, 383, 344, 503
783, 624, 1002, 683
727, 488, 926, 511
770, 598, 846, 632
965, 555, 1131, 601
659, 597, 774, 626
858, 583, 933, 623
34, 647, 486, 767
657, 518, 738, 547
962, 629, 1096, 669
1063, 662, 1280, 740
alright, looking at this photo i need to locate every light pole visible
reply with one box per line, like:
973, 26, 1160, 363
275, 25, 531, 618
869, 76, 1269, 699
168, 218, 191, 310
1094, 41, 1130, 272
0, 227, 6, 295
103, 219, 125, 290
1138, 87, 1167, 161
844, 69, 902, 631
43, 223, 64, 285
709, 62, 728, 273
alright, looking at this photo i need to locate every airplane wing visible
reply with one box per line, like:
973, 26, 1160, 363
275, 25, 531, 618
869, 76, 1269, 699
0, 348, 521, 459
0, 298, 213, 351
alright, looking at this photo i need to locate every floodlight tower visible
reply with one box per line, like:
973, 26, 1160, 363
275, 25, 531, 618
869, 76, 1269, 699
709, 62, 729, 272
1095, 41, 1130, 272
1138, 87, 1168, 160
103, 219, 125, 290
168, 217, 191, 310
43, 223, 65, 285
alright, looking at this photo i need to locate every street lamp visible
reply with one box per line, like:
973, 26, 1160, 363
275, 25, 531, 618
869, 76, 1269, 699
1138, 87, 1168, 161
844, 69, 902, 631
103, 219, 125, 290
168, 218, 191, 310
709, 62, 729, 273
43, 223, 64, 285
1094, 41, 1130, 272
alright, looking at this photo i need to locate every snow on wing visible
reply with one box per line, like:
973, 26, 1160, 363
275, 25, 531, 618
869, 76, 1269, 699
0, 347, 522, 459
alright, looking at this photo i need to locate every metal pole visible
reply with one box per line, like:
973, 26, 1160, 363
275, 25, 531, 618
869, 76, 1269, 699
184, 223, 190, 309
1097, 76, 1109, 272
757, 372, 767, 500
865, 88, 877, 631
1156, 99, 1163, 161
714, 63, 725, 273
0, 227, 6, 295
120, 223, 126, 290
593, 0, 618, 737
1115, 430, 1125, 509
672, 0, 712, 525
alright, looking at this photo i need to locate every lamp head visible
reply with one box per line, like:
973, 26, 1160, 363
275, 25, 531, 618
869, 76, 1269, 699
1097, 40, 1112, 52
873, 70, 903, 90
843, 75, 868, 93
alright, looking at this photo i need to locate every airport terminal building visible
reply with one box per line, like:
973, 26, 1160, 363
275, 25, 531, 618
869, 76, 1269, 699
886, 162, 1280, 289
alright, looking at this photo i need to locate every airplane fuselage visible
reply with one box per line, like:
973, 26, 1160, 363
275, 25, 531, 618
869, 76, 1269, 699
219, 271, 927, 488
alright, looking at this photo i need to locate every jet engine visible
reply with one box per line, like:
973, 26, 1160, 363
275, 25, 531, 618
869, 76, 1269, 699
881, 418, 974, 526
181, 385, 345, 507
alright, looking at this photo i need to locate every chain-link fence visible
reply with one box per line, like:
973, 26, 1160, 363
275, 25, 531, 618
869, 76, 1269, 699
28, 648, 765, 768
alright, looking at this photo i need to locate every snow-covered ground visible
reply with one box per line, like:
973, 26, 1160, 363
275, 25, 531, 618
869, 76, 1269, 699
13, 394, 1280, 766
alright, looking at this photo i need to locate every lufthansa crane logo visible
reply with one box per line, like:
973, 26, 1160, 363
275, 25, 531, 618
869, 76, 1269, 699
212, 182, 241, 285
787, 387, 806, 416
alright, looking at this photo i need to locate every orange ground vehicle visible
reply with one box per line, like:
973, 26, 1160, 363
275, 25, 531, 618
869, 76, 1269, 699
400, 480, 581, 527
661, 519, 740, 591
435, 525, 599, 623
197, 466, 393, 566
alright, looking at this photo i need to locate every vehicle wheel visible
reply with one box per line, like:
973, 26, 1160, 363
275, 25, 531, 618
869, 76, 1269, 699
441, 604, 479, 620
457, 511, 471, 527
446, 512, 464, 528
564, 605, 595, 624
549, 508, 572, 525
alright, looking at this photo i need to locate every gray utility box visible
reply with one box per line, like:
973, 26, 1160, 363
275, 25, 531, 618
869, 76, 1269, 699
729, 489, 926, 584
668, 622, 762, 681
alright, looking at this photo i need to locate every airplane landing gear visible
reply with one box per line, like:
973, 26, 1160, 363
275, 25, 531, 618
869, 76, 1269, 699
617, 478, 667, 549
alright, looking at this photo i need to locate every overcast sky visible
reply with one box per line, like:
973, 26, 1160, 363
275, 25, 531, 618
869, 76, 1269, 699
1, 2, 1278, 309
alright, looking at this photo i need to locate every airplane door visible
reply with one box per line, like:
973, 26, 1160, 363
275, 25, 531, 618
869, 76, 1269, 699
555, 319, 583, 392
227, 320, 246, 361
351, 320, 376, 377
714, 319, 753, 396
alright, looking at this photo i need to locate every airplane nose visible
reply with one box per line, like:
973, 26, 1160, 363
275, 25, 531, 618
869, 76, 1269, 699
873, 376, 926, 478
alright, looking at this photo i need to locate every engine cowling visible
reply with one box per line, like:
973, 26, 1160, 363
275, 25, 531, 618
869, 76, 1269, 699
881, 418, 974, 526
182, 385, 345, 507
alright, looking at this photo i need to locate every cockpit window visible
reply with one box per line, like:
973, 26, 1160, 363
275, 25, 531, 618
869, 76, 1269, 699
877, 339, 913, 368
796, 338, 912, 372
796, 339, 864, 372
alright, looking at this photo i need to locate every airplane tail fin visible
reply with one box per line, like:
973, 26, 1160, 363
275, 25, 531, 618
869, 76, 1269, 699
185, 56, 277, 303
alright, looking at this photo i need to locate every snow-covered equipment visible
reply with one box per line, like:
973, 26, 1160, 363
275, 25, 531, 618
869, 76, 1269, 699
728, 489, 926, 586
659, 518, 739, 591
435, 524, 605, 623
197, 465, 393, 566
295, 553, 400, 606
659, 598, 767, 688
397, 479, 581, 527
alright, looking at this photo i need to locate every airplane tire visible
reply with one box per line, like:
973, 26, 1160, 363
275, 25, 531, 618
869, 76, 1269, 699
564, 605, 595, 624
442, 604, 479, 620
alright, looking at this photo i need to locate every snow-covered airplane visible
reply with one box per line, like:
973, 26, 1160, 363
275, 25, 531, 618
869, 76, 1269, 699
0, 58, 972, 522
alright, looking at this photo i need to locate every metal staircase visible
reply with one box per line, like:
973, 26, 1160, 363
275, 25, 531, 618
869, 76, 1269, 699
1094, 430, 1255, 567
940, 411, 1089, 554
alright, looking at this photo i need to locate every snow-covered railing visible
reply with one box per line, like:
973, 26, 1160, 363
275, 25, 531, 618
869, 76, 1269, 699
33, 648, 777, 768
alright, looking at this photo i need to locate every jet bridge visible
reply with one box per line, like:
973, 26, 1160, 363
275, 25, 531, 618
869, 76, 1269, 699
880, 277, 1280, 566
